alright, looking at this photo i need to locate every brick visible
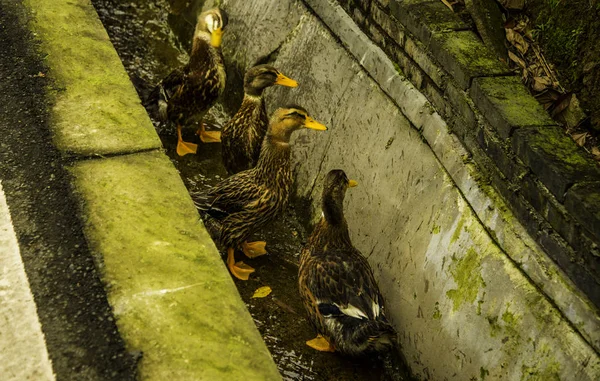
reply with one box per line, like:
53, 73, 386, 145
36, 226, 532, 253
405, 36, 446, 88
445, 82, 477, 131
370, 2, 405, 46
470, 76, 556, 138
430, 31, 511, 90
389, 0, 468, 45
565, 182, 600, 242
422, 78, 451, 118
477, 124, 527, 181
538, 231, 600, 309
354, 0, 372, 13
512, 127, 600, 201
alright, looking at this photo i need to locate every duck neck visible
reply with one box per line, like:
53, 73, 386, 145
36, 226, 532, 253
254, 135, 292, 187
320, 196, 352, 247
189, 33, 223, 70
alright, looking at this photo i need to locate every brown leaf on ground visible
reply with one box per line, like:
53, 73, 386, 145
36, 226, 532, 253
572, 132, 588, 147
440, 0, 454, 11
557, 94, 587, 129
508, 50, 527, 69
592, 147, 600, 161
551, 92, 573, 118
535, 88, 562, 110
506, 29, 529, 54
532, 76, 552, 92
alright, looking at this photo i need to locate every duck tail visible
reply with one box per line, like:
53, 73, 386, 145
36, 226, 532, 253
143, 82, 168, 121
342, 318, 397, 355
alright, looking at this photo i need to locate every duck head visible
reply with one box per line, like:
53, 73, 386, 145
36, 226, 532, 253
195, 8, 229, 48
244, 65, 298, 96
267, 106, 327, 143
321, 170, 358, 225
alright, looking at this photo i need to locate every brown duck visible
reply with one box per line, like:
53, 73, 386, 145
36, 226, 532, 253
195, 106, 327, 280
221, 64, 298, 174
299, 170, 397, 355
147, 8, 228, 156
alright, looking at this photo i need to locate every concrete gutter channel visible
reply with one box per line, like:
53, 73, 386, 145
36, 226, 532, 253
22, 0, 281, 380
17, 0, 600, 380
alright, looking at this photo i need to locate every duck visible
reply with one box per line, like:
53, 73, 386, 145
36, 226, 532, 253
298, 169, 397, 356
194, 106, 327, 280
146, 7, 228, 156
221, 64, 298, 174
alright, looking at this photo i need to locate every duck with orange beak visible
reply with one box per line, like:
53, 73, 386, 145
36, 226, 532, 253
146, 8, 228, 156
221, 64, 299, 174
194, 106, 327, 280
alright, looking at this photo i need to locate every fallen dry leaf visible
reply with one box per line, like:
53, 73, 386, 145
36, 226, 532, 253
551, 92, 573, 118
572, 132, 588, 147
532, 76, 552, 92
252, 286, 272, 298
440, 0, 454, 11
506, 29, 529, 54
508, 50, 527, 69
592, 146, 600, 161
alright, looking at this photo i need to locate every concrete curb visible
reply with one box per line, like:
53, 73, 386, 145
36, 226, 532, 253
22, 0, 281, 379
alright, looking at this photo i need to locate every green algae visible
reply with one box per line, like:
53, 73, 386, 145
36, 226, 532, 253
524, 126, 596, 169
433, 302, 442, 319
450, 213, 466, 244
446, 248, 485, 311
474, 76, 555, 128
70, 151, 281, 381
23, 0, 161, 156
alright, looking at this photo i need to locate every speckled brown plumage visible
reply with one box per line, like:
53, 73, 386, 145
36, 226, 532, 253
299, 170, 397, 356
147, 8, 227, 129
193, 106, 327, 279
221, 65, 298, 174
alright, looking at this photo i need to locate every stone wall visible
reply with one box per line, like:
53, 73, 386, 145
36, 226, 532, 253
337, 0, 600, 311
186, 0, 599, 379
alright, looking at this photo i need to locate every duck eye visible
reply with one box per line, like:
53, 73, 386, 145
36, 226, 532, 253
285, 111, 306, 119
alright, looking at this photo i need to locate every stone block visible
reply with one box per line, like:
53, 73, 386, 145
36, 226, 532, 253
430, 31, 511, 90
538, 231, 600, 308
370, 1, 406, 46
69, 151, 281, 380
565, 182, 600, 242
445, 82, 477, 131
389, 0, 468, 45
405, 36, 447, 88
470, 76, 556, 138
422, 78, 451, 118
512, 127, 600, 201
477, 124, 527, 181
25, 0, 161, 156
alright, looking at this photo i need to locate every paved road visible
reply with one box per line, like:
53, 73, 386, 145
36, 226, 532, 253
0, 1, 137, 380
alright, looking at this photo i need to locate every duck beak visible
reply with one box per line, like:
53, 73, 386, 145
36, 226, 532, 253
303, 116, 327, 131
275, 72, 298, 87
348, 180, 358, 188
210, 28, 223, 48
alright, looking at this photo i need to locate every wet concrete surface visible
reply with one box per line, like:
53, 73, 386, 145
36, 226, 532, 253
0, 1, 138, 380
91, 0, 411, 379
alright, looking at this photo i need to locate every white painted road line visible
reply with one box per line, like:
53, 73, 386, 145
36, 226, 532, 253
0, 181, 56, 381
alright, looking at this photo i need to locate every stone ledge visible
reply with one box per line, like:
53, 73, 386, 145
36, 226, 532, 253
340, 0, 600, 311
470, 76, 557, 138
24, 0, 161, 157
512, 126, 600, 201
306, 0, 600, 354
69, 151, 281, 381
566, 182, 600, 242
23, 0, 282, 379
389, 0, 468, 45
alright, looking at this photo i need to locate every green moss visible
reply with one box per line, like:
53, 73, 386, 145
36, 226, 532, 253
445, 248, 485, 311
437, 31, 509, 76
432, 224, 441, 234
393, 61, 405, 76
486, 315, 501, 337
24, 0, 161, 156
527, 127, 594, 168
475, 76, 555, 127
433, 302, 442, 319
450, 214, 466, 244
480, 367, 489, 381
70, 152, 281, 381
